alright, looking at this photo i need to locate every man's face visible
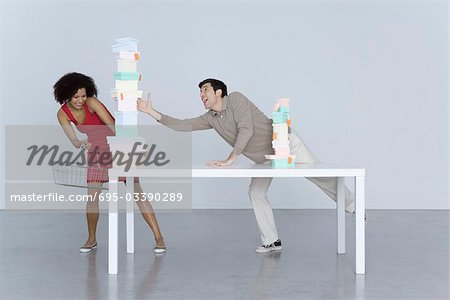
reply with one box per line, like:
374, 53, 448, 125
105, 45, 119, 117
200, 83, 221, 109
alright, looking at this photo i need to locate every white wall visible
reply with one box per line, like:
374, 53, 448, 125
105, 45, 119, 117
0, 0, 448, 209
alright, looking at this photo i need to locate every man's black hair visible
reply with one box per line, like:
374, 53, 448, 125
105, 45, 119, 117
198, 78, 228, 97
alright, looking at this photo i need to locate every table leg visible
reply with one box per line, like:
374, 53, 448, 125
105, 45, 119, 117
108, 177, 119, 275
355, 176, 366, 275
126, 177, 135, 254
337, 177, 345, 254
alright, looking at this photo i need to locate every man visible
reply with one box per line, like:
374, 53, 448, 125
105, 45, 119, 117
137, 78, 354, 253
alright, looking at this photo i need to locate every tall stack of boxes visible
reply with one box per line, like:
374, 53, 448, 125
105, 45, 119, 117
110, 37, 142, 137
265, 98, 296, 168
107, 38, 144, 168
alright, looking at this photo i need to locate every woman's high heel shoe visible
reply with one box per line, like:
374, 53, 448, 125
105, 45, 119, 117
80, 242, 97, 253
154, 238, 166, 253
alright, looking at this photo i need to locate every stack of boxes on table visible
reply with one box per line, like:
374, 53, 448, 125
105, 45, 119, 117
107, 37, 145, 168
265, 98, 296, 168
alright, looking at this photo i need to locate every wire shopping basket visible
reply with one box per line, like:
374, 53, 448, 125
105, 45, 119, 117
52, 164, 109, 190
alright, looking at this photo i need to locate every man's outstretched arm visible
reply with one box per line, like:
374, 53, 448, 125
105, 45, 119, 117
137, 97, 212, 132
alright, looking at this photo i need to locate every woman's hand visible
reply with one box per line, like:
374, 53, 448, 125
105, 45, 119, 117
74, 139, 91, 150
137, 93, 153, 114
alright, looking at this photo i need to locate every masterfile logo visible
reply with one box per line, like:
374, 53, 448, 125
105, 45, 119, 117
4, 125, 193, 212
26, 142, 171, 172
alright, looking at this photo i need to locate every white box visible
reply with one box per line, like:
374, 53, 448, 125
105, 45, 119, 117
115, 98, 137, 112
117, 59, 137, 72
116, 37, 140, 44
272, 123, 289, 141
107, 136, 146, 169
110, 89, 143, 99
111, 90, 142, 112
272, 141, 289, 149
115, 51, 140, 61
115, 80, 139, 91
112, 39, 138, 52
107, 136, 145, 152
115, 111, 138, 126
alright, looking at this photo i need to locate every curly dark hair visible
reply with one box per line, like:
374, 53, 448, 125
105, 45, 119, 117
198, 78, 228, 97
53, 72, 98, 104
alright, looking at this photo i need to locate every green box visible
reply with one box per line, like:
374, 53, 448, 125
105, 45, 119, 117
272, 112, 288, 124
115, 126, 139, 137
113, 72, 140, 80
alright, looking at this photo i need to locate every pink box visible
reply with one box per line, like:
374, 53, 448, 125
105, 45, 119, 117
275, 149, 290, 156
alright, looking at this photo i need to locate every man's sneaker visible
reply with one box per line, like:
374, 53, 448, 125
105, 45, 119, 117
255, 239, 282, 254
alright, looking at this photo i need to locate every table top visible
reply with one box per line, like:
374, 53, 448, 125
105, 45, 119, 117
108, 163, 365, 178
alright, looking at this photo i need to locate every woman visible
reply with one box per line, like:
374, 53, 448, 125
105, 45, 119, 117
54, 72, 165, 253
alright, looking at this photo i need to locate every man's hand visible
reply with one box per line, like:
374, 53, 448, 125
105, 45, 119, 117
137, 93, 153, 114
207, 159, 234, 167
206, 152, 238, 167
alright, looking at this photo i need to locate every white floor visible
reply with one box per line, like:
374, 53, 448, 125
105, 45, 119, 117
0, 209, 448, 299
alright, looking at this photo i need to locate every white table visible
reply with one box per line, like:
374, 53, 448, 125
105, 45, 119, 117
108, 164, 366, 275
